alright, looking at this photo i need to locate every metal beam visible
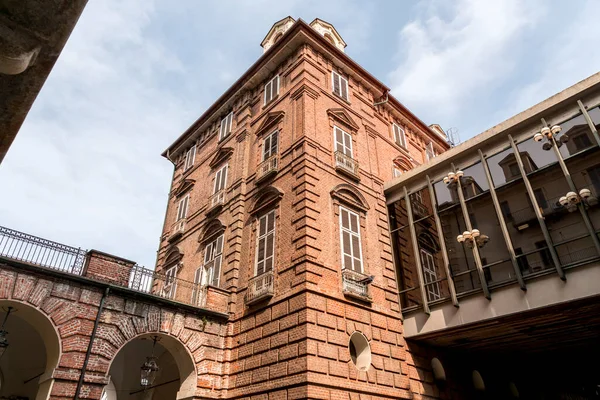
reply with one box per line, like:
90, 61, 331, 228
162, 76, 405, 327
478, 149, 526, 291
578, 100, 600, 147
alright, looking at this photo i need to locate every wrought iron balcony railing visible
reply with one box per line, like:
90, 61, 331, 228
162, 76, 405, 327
0, 226, 86, 275
341, 269, 372, 301
334, 151, 359, 177
245, 270, 274, 305
256, 155, 279, 182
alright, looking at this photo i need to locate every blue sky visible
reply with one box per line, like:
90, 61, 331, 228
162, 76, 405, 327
1, 0, 599, 268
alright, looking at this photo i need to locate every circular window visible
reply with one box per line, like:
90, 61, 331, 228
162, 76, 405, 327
348, 332, 371, 371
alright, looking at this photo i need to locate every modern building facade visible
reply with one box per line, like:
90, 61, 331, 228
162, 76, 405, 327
385, 71, 600, 398
1, 15, 599, 400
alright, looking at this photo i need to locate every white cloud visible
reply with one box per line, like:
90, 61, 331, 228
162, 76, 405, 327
389, 0, 542, 120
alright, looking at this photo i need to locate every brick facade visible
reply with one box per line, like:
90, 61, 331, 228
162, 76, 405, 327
155, 19, 451, 400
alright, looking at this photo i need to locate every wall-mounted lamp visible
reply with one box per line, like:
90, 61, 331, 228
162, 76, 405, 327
0, 307, 14, 359
533, 124, 567, 151
443, 170, 463, 185
558, 188, 598, 212
140, 336, 160, 388
457, 229, 489, 249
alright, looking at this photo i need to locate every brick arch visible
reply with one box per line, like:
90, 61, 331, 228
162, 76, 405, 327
249, 185, 284, 215
200, 218, 226, 244
393, 155, 414, 172
330, 183, 369, 212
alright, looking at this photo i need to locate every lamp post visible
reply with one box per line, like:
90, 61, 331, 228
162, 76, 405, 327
558, 189, 599, 212
457, 229, 489, 249
533, 124, 566, 151
140, 336, 160, 388
0, 306, 14, 359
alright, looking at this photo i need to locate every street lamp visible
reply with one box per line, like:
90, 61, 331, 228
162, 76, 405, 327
140, 336, 160, 388
0, 307, 14, 359
558, 188, 598, 212
457, 229, 489, 249
533, 124, 567, 151
443, 170, 463, 185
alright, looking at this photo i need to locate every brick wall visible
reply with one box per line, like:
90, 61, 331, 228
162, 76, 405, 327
83, 250, 135, 287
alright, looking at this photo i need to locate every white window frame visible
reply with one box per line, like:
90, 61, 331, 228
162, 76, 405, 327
176, 194, 189, 221
219, 112, 234, 141
333, 126, 353, 158
254, 210, 276, 277
393, 165, 403, 178
164, 265, 178, 299
193, 234, 224, 304
339, 206, 363, 273
331, 71, 349, 101
393, 123, 407, 148
425, 142, 436, 161
420, 249, 441, 301
213, 164, 228, 195
263, 75, 280, 105
262, 130, 279, 161
184, 145, 196, 171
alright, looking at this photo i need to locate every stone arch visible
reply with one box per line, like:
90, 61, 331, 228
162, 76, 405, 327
250, 186, 284, 215
106, 331, 197, 400
331, 183, 369, 212
0, 299, 61, 400
200, 218, 226, 244
393, 155, 413, 172
164, 246, 183, 267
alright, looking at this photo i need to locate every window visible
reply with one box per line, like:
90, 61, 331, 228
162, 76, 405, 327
508, 163, 520, 178
176, 194, 189, 221
213, 165, 228, 195
393, 166, 403, 178
334, 126, 353, 157
425, 142, 436, 161
573, 134, 593, 152
255, 210, 276, 276
339, 207, 363, 272
164, 265, 177, 299
588, 165, 600, 194
393, 123, 407, 148
500, 201, 512, 220
420, 249, 441, 301
195, 234, 223, 291
533, 188, 548, 209
264, 75, 280, 105
184, 145, 196, 171
219, 112, 234, 141
263, 131, 279, 161
332, 71, 349, 101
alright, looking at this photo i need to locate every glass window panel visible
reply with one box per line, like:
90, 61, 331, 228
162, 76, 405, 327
391, 225, 423, 309
486, 147, 522, 187
555, 235, 598, 266
257, 238, 265, 260
481, 260, 515, 287
342, 231, 351, 255
410, 187, 434, 218
267, 211, 275, 232
351, 235, 360, 258
416, 217, 450, 301
557, 113, 596, 159
517, 137, 560, 172
265, 257, 273, 272
434, 180, 458, 211
461, 162, 489, 200
341, 209, 349, 230
350, 213, 359, 233
566, 142, 600, 233
259, 215, 267, 236
439, 207, 481, 294
266, 232, 274, 258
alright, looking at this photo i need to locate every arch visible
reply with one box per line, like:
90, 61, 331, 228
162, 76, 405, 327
331, 184, 369, 212
431, 357, 446, 382
200, 218, 226, 244
394, 155, 414, 172
0, 299, 61, 400
418, 231, 440, 253
107, 332, 197, 400
250, 186, 284, 215
164, 246, 182, 267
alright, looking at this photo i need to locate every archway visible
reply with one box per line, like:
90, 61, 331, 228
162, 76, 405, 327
0, 300, 61, 400
107, 333, 196, 400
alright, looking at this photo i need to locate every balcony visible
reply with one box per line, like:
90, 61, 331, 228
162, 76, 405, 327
341, 269, 372, 301
245, 270, 274, 305
207, 189, 226, 214
256, 155, 279, 183
167, 219, 186, 242
334, 151, 359, 179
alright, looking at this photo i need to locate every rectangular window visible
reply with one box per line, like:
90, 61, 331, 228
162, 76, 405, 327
425, 142, 436, 161
264, 75, 280, 105
176, 195, 189, 221
332, 71, 349, 101
500, 201, 512, 220
219, 112, 234, 141
393, 123, 407, 148
420, 249, 441, 301
164, 265, 177, 299
533, 188, 548, 209
204, 234, 224, 287
573, 134, 593, 152
263, 131, 279, 161
334, 126, 353, 157
184, 145, 196, 171
255, 210, 276, 276
509, 163, 520, 178
213, 165, 228, 195
339, 207, 363, 272
587, 165, 600, 194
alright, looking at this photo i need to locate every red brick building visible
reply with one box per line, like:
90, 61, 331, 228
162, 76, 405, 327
155, 17, 449, 400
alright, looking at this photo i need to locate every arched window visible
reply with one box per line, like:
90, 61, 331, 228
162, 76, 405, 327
324, 33, 335, 45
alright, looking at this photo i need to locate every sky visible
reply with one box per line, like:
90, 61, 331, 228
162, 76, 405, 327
1, 0, 599, 268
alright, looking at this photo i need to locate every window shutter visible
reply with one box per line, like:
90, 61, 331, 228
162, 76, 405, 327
333, 72, 340, 96
255, 210, 275, 276
274, 75, 280, 96
339, 207, 363, 272
341, 77, 348, 101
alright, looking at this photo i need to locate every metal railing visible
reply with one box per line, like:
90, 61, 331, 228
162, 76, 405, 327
334, 151, 359, 176
0, 226, 86, 275
129, 264, 204, 306
245, 270, 274, 305
257, 156, 279, 181
341, 269, 371, 299
209, 189, 226, 209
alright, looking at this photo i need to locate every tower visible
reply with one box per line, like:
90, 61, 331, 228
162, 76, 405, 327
157, 18, 448, 399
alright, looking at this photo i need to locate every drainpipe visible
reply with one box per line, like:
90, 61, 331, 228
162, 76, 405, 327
74, 287, 110, 400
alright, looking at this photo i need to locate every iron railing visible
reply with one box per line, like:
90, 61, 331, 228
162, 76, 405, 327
257, 156, 279, 181
245, 270, 274, 305
334, 151, 359, 177
0, 226, 86, 275
129, 264, 204, 306
341, 269, 372, 300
